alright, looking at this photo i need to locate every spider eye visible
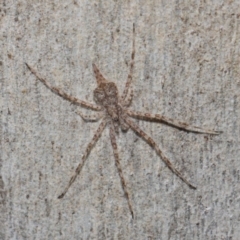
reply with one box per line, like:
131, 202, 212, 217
106, 83, 117, 96
94, 88, 105, 103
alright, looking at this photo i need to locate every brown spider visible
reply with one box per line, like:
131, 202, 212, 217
25, 24, 221, 218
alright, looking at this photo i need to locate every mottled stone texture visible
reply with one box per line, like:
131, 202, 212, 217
1, 0, 240, 239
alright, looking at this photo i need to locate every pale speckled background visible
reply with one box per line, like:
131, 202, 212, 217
1, 0, 240, 239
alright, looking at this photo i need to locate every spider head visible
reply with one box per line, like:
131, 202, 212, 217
94, 86, 105, 104
104, 82, 118, 97
94, 82, 118, 105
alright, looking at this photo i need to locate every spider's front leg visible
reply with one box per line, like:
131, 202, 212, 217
121, 23, 135, 103
109, 123, 134, 218
120, 86, 133, 107
126, 109, 222, 135
124, 116, 197, 190
26, 63, 102, 111
58, 118, 107, 199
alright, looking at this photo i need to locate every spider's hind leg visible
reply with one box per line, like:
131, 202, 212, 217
109, 123, 134, 218
126, 110, 222, 135
58, 119, 107, 199
124, 116, 197, 190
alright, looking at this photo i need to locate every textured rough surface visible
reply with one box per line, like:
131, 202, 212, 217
1, 0, 240, 239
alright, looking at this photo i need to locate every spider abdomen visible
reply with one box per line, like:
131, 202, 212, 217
106, 105, 119, 121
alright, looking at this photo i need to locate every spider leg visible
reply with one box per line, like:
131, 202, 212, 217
109, 123, 134, 218
58, 118, 107, 199
26, 63, 102, 111
119, 116, 130, 131
126, 109, 222, 135
75, 110, 103, 122
118, 106, 130, 131
92, 63, 108, 85
124, 116, 197, 190
121, 86, 133, 107
121, 23, 135, 102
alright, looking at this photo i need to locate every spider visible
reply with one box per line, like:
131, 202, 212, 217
25, 24, 221, 218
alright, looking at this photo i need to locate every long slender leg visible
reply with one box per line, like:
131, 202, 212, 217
121, 23, 135, 102
109, 123, 134, 218
126, 109, 222, 135
26, 63, 102, 111
118, 106, 130, 131
124, 117, 197, 189
75, 110, 103, 122
121, 86, 133, 107
92, 63, 108, 85
58, 119, 107, 199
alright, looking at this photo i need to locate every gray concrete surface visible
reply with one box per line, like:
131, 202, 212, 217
1, 0, 239, 239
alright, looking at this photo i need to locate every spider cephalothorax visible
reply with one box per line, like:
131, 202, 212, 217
26, 23, 221, 218
93, 64, 129, 132
94, 82, 119, 119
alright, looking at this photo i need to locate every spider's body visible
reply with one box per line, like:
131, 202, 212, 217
26, 24, 221, 218
94, 81, 120, 122
93, 63, 129, 133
